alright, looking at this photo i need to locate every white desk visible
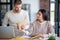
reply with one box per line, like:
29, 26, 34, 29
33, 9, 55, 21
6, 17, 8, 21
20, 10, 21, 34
0, 37, 60, 40
56, 37, 60, 40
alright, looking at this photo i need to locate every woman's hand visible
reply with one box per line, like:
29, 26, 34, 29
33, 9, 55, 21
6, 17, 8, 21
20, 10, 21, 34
42, 34, 48, 38
39, 34, 48, 38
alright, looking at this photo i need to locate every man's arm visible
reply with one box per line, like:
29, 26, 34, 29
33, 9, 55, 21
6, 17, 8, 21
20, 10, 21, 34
2, 13, 9, 27
24, 11, 30, 29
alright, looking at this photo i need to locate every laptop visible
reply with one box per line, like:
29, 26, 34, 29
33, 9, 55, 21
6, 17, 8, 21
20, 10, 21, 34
0, 26, 15, 39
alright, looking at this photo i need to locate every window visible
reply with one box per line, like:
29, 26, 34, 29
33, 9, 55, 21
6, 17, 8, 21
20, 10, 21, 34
0, 0, 10, 2
51, 0, 55, 1
0, 0, 12, 26
50, 0, 55, 26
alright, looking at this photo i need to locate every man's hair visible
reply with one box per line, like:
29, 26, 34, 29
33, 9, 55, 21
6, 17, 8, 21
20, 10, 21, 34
14, 0, 22, 5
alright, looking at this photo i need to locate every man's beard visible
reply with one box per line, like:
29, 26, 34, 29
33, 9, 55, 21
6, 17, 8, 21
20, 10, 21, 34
15, 10, 19, 12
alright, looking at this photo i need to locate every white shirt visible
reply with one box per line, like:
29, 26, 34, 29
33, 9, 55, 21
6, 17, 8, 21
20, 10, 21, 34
2, 10, 29, 29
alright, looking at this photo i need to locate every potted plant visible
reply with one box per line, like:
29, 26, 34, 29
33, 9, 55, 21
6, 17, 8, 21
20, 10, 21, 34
48, 35, 56, 40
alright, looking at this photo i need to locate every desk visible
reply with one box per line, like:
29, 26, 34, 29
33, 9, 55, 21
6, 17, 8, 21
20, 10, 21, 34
9, 37, 60, 40
0, 37, 60, 40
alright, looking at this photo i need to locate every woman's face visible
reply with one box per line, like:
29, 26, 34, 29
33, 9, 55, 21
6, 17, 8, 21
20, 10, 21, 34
37, 12, 43, 20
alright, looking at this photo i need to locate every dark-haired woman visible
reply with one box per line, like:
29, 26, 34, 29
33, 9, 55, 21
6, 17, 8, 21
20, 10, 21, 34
22, 9, 55, 38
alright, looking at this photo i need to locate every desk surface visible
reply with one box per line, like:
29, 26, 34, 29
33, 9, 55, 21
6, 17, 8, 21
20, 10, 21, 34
0, 37, 60, 40
9, 37, 60, 40
9, 38, 39, 40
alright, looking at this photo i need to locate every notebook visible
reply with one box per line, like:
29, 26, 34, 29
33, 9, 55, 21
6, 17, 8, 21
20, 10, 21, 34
0, 26, 15, 39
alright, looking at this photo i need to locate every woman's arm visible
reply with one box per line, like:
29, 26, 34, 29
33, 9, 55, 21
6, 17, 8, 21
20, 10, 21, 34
47, 21, 55, 34
39, 21, 55, 38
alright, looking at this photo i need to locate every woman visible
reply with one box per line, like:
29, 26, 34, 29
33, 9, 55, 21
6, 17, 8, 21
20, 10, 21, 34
22, 9, 55, 38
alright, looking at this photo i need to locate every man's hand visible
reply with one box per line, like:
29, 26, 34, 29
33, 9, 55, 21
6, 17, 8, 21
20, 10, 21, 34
20, 25, 25, 30
17, 24, 25, 30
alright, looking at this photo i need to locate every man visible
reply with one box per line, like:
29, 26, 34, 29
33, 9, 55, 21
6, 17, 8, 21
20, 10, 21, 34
2, 0, 29, 36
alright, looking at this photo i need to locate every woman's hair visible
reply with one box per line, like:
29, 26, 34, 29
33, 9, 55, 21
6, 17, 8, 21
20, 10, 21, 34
14, 0, 22, 5
37, 9, 48, 21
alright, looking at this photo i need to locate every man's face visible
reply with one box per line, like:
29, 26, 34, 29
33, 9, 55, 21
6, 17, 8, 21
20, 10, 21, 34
14, 4, 22, 13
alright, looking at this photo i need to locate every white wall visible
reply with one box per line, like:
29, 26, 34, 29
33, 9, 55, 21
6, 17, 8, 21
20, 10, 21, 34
22, 0, 39, 23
